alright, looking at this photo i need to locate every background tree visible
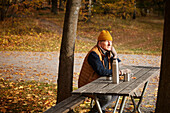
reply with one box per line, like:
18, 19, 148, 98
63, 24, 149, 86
84, 0, 92, 21
48, 0, 51, 5
132, 0, 136, 19
152, 0, 165, 16
51, 0, 58, 14
0, 0, 10, 21
156, 0, 170, 112
57, 0, 81, 103
59, 0, 64, 11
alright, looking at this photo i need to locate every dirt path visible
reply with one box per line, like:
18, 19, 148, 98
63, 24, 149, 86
0, 51, 161, 84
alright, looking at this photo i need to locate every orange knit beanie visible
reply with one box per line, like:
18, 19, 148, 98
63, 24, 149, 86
98, 30, 113, 41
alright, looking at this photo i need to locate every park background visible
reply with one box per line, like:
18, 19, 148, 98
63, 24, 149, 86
0, 0, 164, 112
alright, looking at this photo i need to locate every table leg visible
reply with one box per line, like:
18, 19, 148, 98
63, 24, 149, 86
119, 96, 127, 113
90, 99, 94, 108
94, 96, 103, 113
131, 81, 149, 113
113, 96, 120, 113
137, 81, 149, 113
131, 95, 137, 112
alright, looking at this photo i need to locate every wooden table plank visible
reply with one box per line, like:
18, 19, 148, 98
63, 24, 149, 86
119, 68, 160, 95
73, 78, 102, 94
73, 83, 96, 94
78, 77, 114, 94
72, 66, 160, 96
94, 66, 142, 94
82, 83, 108, 94
72, 65, 160, 113
105, 67, 151, 95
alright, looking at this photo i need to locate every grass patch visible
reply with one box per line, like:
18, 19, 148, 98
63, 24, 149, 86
77, 14, 163, 55
75, 39, 96, 53
0, 10, 164, 55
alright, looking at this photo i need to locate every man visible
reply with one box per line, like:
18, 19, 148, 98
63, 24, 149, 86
78, 30, 120, 113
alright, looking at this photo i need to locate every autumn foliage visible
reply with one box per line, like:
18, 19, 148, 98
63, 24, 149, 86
0, 0, 164, 112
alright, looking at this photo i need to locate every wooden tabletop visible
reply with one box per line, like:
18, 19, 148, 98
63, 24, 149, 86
72, 65, 160, 96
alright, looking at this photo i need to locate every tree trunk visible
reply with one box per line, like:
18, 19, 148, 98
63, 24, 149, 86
156, 0, 170, 112
59, 0, 64, 11
51, 0, 58, 14
48, 0, 51, 5
0, 7, 5, 21
0, 0, 10, 21
0, 0, 5, 21
57, 0, 81, 103
132, 0, 136, 19
84, 0, 91, 21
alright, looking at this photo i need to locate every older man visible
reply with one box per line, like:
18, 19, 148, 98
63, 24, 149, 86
78, 30, 120, 113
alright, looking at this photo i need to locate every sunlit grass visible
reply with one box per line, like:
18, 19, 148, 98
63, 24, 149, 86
0, 10, 164, 55
77, 14, 163, 55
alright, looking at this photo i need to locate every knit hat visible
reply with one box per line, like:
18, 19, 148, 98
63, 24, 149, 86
98, 30, 113, 41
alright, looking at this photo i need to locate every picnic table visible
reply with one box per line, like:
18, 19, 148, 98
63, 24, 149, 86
72, 65, 160, 113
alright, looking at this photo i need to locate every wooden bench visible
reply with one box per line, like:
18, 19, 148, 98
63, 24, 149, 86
44, 95, 87, 113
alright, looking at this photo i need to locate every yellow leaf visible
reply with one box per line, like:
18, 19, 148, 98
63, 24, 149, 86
19, 86, 24, 89
27, 94, 32, 99
48, 91, 53, 95
8, 100, 12, 102
145, 105, 154, 108
13, 99, 18, 103
0, 77, 4, 81
0, 84, 5, 88
44, 100, 50, 105
23, 101, 28, 105
108, 108, 112, 111
33, 94, 38, 98
131, 77, 136, 79
38, 102, 43, 105
79, 104, 86, 107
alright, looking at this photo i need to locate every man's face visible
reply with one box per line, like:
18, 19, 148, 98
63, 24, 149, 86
99, 40, 112, 51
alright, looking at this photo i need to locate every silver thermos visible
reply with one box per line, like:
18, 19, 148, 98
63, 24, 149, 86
112, 58, 119, 84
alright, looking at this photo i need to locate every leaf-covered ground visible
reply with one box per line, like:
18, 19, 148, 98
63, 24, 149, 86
0, 51, 161, 113
0, 79, 57, 113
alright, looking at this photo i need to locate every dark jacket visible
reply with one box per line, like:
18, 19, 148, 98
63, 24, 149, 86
78, 45, 113, 88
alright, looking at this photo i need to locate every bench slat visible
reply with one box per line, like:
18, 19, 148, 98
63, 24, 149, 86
57, 96, 86, 113
44, 95, 86, 113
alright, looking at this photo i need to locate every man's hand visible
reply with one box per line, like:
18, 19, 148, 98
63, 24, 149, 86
111, 46, 117, 58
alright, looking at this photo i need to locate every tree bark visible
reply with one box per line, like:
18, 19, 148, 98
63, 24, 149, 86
156, 0, 170, 112
57, 0, 81, 103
